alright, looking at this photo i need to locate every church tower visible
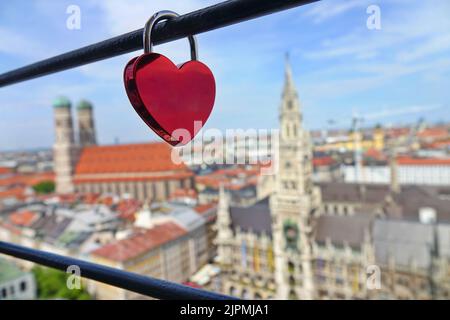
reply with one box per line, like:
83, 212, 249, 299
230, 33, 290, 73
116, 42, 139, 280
270, 55, 321, 299
215, 185, 233, 267
53, 97, 78, 194
77, 100, 97, 147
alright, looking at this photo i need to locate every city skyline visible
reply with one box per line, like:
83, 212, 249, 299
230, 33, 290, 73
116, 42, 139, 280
1, 0, 449, 150
1, 9, 450, 301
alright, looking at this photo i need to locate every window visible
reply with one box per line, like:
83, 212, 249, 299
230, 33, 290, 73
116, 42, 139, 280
285, 124, 290, 137
288, 261, 295, 273
164, 181, 170, 198
1, 288, 7, 298
20, 281, 27, 292
143, 182, 148, 198
152, 183, 157, 200
242, 289, 250, 299
288, 289, 298, 300
287, 100, 293, 110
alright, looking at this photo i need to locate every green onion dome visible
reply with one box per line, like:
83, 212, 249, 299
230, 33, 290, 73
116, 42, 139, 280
53, 96, 71, 109
77, 100, 93, 110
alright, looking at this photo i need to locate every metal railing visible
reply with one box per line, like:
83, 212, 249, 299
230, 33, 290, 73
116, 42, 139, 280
0, 0, 318, 87
0, 241, 234, 300
0, 0, 319, 299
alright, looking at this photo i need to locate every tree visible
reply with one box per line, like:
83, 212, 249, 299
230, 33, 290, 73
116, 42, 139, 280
32, 266, 91, 300
32, 181, 55, 194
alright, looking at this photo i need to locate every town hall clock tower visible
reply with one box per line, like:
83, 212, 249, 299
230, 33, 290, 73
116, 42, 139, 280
270, 56, 322, 299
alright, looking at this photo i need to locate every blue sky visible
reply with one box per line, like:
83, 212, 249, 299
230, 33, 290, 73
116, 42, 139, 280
0, 0, 449, 150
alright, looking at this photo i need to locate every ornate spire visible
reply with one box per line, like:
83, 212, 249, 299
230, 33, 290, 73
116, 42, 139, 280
389, 147, 401, 194
283, 52, 296, 97
216, 184, 233, 266
217, 184, 231, 231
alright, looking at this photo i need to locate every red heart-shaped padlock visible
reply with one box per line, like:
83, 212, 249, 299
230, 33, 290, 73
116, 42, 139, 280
124, 53, 215, 146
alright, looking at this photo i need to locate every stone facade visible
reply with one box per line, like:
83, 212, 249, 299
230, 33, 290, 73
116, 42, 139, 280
53, 97, 80, 194
77, 100, 97, 147
216, 57, 322, 299
270, 56, 322, 300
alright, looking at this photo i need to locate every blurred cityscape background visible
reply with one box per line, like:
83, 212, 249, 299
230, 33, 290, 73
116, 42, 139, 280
1, 0, 450, 300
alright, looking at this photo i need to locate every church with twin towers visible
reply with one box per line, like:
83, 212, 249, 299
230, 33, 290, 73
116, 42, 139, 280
52, 97, 195, 201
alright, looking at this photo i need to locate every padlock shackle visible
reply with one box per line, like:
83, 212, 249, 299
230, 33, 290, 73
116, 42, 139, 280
143, 11, 198, 61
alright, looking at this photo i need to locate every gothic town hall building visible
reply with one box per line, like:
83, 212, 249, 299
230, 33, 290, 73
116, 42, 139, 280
216, 58, 322, 300
215, 59, 450, 300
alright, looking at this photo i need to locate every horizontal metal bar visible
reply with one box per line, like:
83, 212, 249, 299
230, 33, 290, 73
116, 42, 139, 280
0, 241, 236, 300
0, 0, 318, 87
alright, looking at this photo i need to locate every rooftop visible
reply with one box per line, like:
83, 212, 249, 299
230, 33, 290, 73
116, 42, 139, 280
77, 99, 93, 110
9, 210, 39, 227
74, 142, 192, 177
396, 156, 450, 166
91, 222, 187, 262
230, 197, 272, 235
315, 214, 372, 248
374, 219, 436, 269
0, 167, 13, 175
313, 156, 336, 167
0, 172, 55, 188
0, 258, 27, 283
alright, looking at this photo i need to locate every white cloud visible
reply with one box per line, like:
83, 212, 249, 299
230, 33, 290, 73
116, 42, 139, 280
303, 0, 450, 62
397, 33, 450, 62
77, 0, 225, 81
0, 27, 52, 59
301, 57, 450, 100
91, 0, 220, 35
303, 0, 371, 23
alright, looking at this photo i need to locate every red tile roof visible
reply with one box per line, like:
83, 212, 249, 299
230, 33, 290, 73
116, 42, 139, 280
418, 127, 449, 139
170, 188, 198, 200
0, 221, 22, 235
364, 148, 386, 160
0, 187, 28, 200
426, 139, 450, 149
9, 211, 38, 227
91, 222, 187, 262
194, 203, 217, 223
100, 196, 114, 206
195, 165, 261, 190
83, 193, 101, 204
0, 172, 54, 188
313, 156, 335, 167
194, 202, 217, 215
116, 199, 142, 222
0, 167, 12, 175
386, 127, 410, 138
75, 142, 187, 175
397, 156, 450, 166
